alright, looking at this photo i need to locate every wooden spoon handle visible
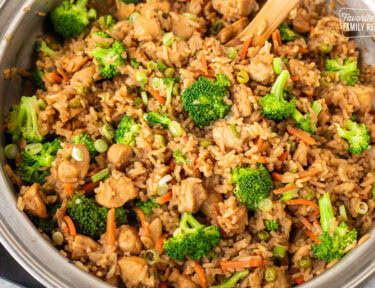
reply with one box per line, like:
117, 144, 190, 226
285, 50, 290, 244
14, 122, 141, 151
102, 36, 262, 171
226, 0, 300, 47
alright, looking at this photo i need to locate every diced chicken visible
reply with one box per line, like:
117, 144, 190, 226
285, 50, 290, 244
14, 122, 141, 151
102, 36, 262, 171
115, 0, 135, 19
140, 1, 171, 15
212, 0, 258, 21
292, 141, 308, 167
21, 183, 47, 218
212, 124, 249, 152
107, 144, 132, 170
71, 65, 97, 87
149, 218, 162, 244
217, 196, 248, 236
118, 256, 151, 288
175, 178, 208, 214
118, 225, 142, 254
218, 17, 250, 43
187, 0, 204, 15
134, 15, 162, 42
170, 12, 195, 40
200, 193, 223, 220
95, 170, 138, 208
63, 55, 88, 74
168, 269, 199, 288
288, 59, 321, 88
248, 42, 275, 84
293, 8, 310, 33
231, 84, 253, 117
71, 234, 100, 260
248, 267, 264, 288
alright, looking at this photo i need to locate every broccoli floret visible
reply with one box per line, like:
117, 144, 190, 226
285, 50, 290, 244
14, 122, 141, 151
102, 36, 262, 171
135, 198, 160, 216
119, 0, 142, 4
293, 100, 323, 133
335, 120, 370, 154
264, 220, 279, 231
31, 202, 61, 234
173, 149, 189, 164
7, 96, 43, 143
50, 0, 97, 38
311, 193, 357, 262
72, 133, 96, 158
95, 31, 110, 38
325, 57, 360, 86
145, 112, 183, 137
210, 270, 250, 288
259, 70, 296, 120
66, 193, 128, 239
114, 115, 141, 147
163, 78, 175, 105
91, 40, 126, 79
31, 69, 46, 91
98, 15, 116, 31
35, 40, 55, 56
230, 165, 274, 210
210, 20, 224, 36
20, 161, 49, 185
181, 74, 231, 128
163, 212, 221, 261
279, 24, 302, 42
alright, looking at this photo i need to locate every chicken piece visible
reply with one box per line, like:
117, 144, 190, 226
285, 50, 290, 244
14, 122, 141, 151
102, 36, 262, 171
140, 0, 171, 15
168, 269, 199, 288
170, 12, 195, 40
70, 65, 97, 87
95, 170, 138, 208
217, 196, 248, 236
292, 141, 308, 167
71, 234, 100, 260
118, 225, 142, 254
115, 0, 135, 19
149, 218, 162, 244
107, 144, 132, 170
292, 8, 310, 33
187, 0, 204, 15
212, 0, 258, 21
218, 17, 250, 43
212, 124, 249, 152
248, 42, 275, 84
200, 193, 223, 220
248, 267, 264, 288
134, 15, 162, 42
63, 55, 89, 74
288, 59, 320, 88
21, 183, 47, 218
231, 84, 253, 117
175, 178, 208, 214
118, 256, 151, 288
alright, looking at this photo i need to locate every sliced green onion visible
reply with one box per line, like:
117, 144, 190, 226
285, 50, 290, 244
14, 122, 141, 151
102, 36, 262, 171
130, 58, 140, 69
265, 267, 277, 282
273, 58, 283, 75
52, 231, 64, 246
37, 99, 47, 110
76, 86, 87, 96
320, 43, 333, 54
301, 189, 315, 201
92, 168, 110, 183
227, 47, 237, 60
94, 139, 108, 153
199, 140, 212, 148
273, 246, 286, 258
146, 61, 157, 70
72, 147, 84, 162
372, 186, 375, 198
102, 123, 115, 140
159, 174, 173, 186
297, 256, 312, 269
154, 134, 166, 147
257, 230, 270, 241
339, 204, 348, 222
312, 100, 322, 114
134, 97, 141, 106
258, 199, 273, 212
357, 202, 368, 215
141, 91, 149, 106
236, 71, 249, 84
210, 20, 223, 35
129, 12, 140, 23
169, 121, 183, 137
183, 13, 197, 20
4, 144, 19, 160
152, 77, 161, 90
136, 71, 147, 89
157, 183, 169, 196
25, 143, 43, 155
162, 32, 174, 46
164, 68, 175, 78
172, 83, 180, 96
157, 61, 168, 72
144, 249, 160, 265
230, 124, 241, 138
281, 184, 299, 202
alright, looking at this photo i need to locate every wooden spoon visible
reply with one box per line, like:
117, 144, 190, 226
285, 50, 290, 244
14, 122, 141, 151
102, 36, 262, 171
226, 0, 300, 47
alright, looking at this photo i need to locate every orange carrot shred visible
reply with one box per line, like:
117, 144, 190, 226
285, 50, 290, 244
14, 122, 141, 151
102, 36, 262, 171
276, 29, 282, 46
279, 151, 289, 162
169, 158, 176, 173
304, 230, 320, 244
287, 126, 317, 145
149, 88, 166, 105
195, 261, 207, 288
256, 137, 263, 153
299, 215, 313, 231
272, 172, 283, 181
255, 155, 267, 164
201, 54, 208, 75
295, 275, 305, 285
106, 208, 116, 246
156, 234, 168, 250
57, 69, 70, 81
298, 167, 320, 179
291, 75, 299, 82
285, 199, 319, 210
220, 259, 268, 271
157, 191, 173, 205
88, 167, 101, 176
64, 184, 74, 197
47, 72, 63, 84
240, 38, 251, 60
81, 181, 99, 192
308, 209, 320, 222
159, 283, 167, 288
64, 216, 76, 238
298, 47, 309, 54
133, 207, 150, 236
303, 88, 314, 97
273, 184, 297, 195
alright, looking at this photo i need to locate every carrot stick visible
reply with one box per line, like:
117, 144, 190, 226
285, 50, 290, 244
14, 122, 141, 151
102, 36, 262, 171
149, 88, 166, 105
156, 234, 168, 250
240, 38, 251, 60
256, 137, 263, 153
201, 54, 208, 75
272, 172, 283, 181
287, 126, 317, 145
220, 259, 268, 271
308, 209, 320, 222
302, 88, 314, 97
156, 191, 173, 205
295, 275, 305, 285
278, 151, 289, 162
64, 216, 76, 238
291, 75, 299, 82
276, 29, 282, 46
298, 47, 309, 54
133, 207, 150, 236
285, 199, 319, 210
299, 215, 313, 231
195, 261, 207, 288
45, 72, 63, 84
81, 181, 99, 192
106, 208, 116, 246
304, 230, 320, 244
273, 184, 297, 194
298, 167, 320, 179
64, 184, 74, 197
255, 155, 267, 164
57, 69, 70, 81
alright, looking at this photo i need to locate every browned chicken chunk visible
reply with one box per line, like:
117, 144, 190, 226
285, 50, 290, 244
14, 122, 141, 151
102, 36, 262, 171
21, 183, 47, 218
168, 269, 198, 288
118, 256, 151, 287
200, 192, 223, 220
118, 225, 142, 254
212, 0, 258, 21
175, 178, 208, 213
212, 124, 249, 152
134, 15, 162, 41
170, 12, 196, 40
107, 144, 132, 170
217, 196, 248, 236
71, 234, 100, 260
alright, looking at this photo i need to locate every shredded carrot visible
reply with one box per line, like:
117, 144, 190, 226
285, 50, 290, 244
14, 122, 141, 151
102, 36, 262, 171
291, 75, 299, 82
255, 137, 263, 153
106, 208, 116, 246
299, 215, 313, 231
81, 181, 99, 192
273, 184, 297, 195
64, 216, 76, 238
359, 194, 368, 200
302, 88, 314, 97
133, 207, 150, 236
149, 88, 166, 105
57, 69, 70, 81
195, 261, 207, 288
255, 155, 267, 164
272, 172, 283, 181
63, 184, 74, 197
88, 167, 101, 176
287, 126, 317, 145
169, 158, 176, 173
156, 234, 168, 250
308, 209, 320, 222
286, 199, 319, 210
157, 191, 173, 205
279, 151, 289, 162
298, 47, 309, 54
297, 167, 320, 179
220, 259, 268, 271
201, 54, 208, 75
240, 38, 251, 60
46, 72, 63, 84
295, 275, 305, 285
304, 230, 320, 244
275, 29, 282, 46
159, 283, 167, 288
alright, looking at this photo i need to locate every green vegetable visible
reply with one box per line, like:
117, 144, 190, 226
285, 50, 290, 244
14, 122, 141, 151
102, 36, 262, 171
259, 70, 296, 120
130, 58, 140, 69
230, 124, 241, 138
35, 40, 55, 56
72, 133, 96, 158
91, 168, 110, 183
321, 43, 333, 54
173, 149, 189, 164
278, 24, 302, 42
339, 204, 348, 222
153, 134, 166, 147
280, 184, 299, 202
91, 40, 126, 79
98, 14, 116, 31
129, 12, 140, 23
119, 0, 142, 4
199, 140, 212, 148
114, 114, 141, 147
301, 189, 316, 201
136, 71, 147, 89
141, 91, 148, 106
311, 192, 357, 262
297, 256, 312, 268
372, 186, 375, 198
264, 267, 277, 282
102, 123, 115, 140
236, 71, 249, 84
163, 77, 175, 105
163, 212, 221, 261
4, 144, 19, 160
31, 69, 46, 91
94, 139, 108, 153
50, 0, 97, 38
181, 74, 231, 128
144, 249, 160, 265
257, 230, 270, 241
38, 99, 47, 110
145, 112, 183, 137
164, 68, 175, 78
273, 58, 283, 74
162, 32, 175, 46
292, 109, 316, 134
157, 61, 168, 72
210, 20, 223, 35
66, 193, 128, 239
230, 165, 273, 210
336, 120, 370, 154
210, 270, 249, 288
273, 246, 286, 258
264, 220, 279, 231
325, 57, 360, 86
7, 96, 44, 143
30, 202, 61, 234
258, 198, 273, 212
135, 198, 160, 216
25, 143, 43, 155
357, 202, 368, 215
227, 47, 237, 60
95, 31, 110, 38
